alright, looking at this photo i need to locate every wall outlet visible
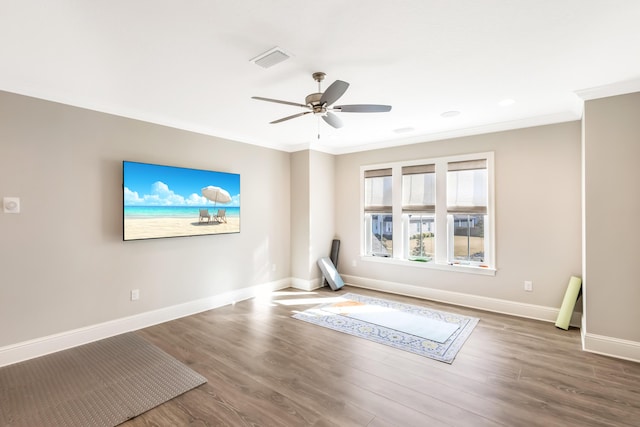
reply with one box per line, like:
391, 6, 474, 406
524, 281, 533, 292
131, 289, 140, 301
3, 197, 20, 214
272, 264, 276, 272
352, 259, 357, 267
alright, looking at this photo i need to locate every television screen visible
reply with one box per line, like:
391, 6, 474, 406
123, 161, 240, 241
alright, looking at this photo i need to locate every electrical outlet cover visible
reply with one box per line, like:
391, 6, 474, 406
3, 197, 20, 213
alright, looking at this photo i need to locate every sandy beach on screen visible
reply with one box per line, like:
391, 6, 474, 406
124, 216, 240, 240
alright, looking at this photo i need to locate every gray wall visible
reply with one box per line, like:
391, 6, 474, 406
583, 92, 640, 342
0, 91, 291, 347
335, 122, 583, 308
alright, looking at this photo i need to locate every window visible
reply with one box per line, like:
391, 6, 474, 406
402, 165, 435, 262
361, 153, 494, 272
364, 169, 392, 256
447, 160, 488, 264
449, 214, 485, 262
406, 214, 435, 261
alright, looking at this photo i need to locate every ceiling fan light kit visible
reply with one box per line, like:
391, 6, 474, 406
252, 72, 392, 130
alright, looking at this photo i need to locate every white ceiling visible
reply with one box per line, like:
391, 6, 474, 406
2, 1, 640, 154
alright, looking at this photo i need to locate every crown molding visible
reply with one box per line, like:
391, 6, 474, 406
575, 78, 640, 101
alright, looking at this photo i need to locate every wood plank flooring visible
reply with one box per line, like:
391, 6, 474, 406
123, 287, 640, 426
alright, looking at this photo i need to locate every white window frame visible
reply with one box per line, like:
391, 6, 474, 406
360, 152, 495, 276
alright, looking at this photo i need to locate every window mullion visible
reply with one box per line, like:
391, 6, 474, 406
434, 159, 448, 264
392, 165, 403, 259
485, 153, 495, 266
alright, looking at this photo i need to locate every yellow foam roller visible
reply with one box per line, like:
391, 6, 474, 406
555, 276, 582, 330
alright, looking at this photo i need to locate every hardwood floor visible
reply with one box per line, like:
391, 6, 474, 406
123, 287, 640, 426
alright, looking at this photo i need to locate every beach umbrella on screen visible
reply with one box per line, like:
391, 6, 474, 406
201, 186, 232, 206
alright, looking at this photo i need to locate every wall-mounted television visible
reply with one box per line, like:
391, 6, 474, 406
123, 161, 240, 241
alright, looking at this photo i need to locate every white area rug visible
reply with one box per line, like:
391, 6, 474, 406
293, 293, 479, 363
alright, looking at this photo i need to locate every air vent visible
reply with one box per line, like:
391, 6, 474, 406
251, 47, 290, 69
440, 110, 461, 118
394, 127, 415, 134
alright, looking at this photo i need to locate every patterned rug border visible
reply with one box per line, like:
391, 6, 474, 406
292, 293, 479, 363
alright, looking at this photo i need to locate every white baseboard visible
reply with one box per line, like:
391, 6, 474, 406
290, 276, 323, 291
582, 331, 640, 363
580, 309, 640, 362
0, 278, 290, 368
342, 274, 583, 326
9, 275, 634, 367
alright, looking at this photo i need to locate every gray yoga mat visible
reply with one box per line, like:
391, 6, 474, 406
0, 332, 206, 426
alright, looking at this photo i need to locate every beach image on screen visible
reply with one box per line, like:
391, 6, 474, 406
123, 161, 240, 240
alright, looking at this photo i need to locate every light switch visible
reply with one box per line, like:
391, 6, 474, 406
3, 197, 20, 214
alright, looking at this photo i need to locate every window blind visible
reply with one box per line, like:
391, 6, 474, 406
364, 168, 392, 213
447, 160, 487, 214
402, 164, 435, 213
447, 159, 487, 172
364, 168, 392, 178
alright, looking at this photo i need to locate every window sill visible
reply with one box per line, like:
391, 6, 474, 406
361, 255, 496, 276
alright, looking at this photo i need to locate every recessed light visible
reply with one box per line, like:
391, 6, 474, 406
440, 110, 460, 118
498, 98, 515, 107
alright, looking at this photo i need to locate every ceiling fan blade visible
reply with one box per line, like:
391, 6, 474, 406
319, 80, 349, 107
252, 96, 308, 108
270, 111, 311, 124
322, 111, 344, 129
334, 104, 392, 113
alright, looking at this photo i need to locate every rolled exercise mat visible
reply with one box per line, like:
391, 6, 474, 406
555, 276, 582, 330
317, 256, 344, 291
330, 239, 340, 268
324, 239, 341, 286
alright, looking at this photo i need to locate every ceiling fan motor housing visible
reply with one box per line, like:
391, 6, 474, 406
305, 92, 324, 113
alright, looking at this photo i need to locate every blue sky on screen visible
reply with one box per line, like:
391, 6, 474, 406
123, 161, 240, 207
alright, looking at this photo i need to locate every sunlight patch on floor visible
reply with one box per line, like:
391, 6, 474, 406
273, 296, 347, 306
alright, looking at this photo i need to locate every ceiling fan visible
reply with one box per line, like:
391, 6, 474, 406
252, 72, 392, 129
